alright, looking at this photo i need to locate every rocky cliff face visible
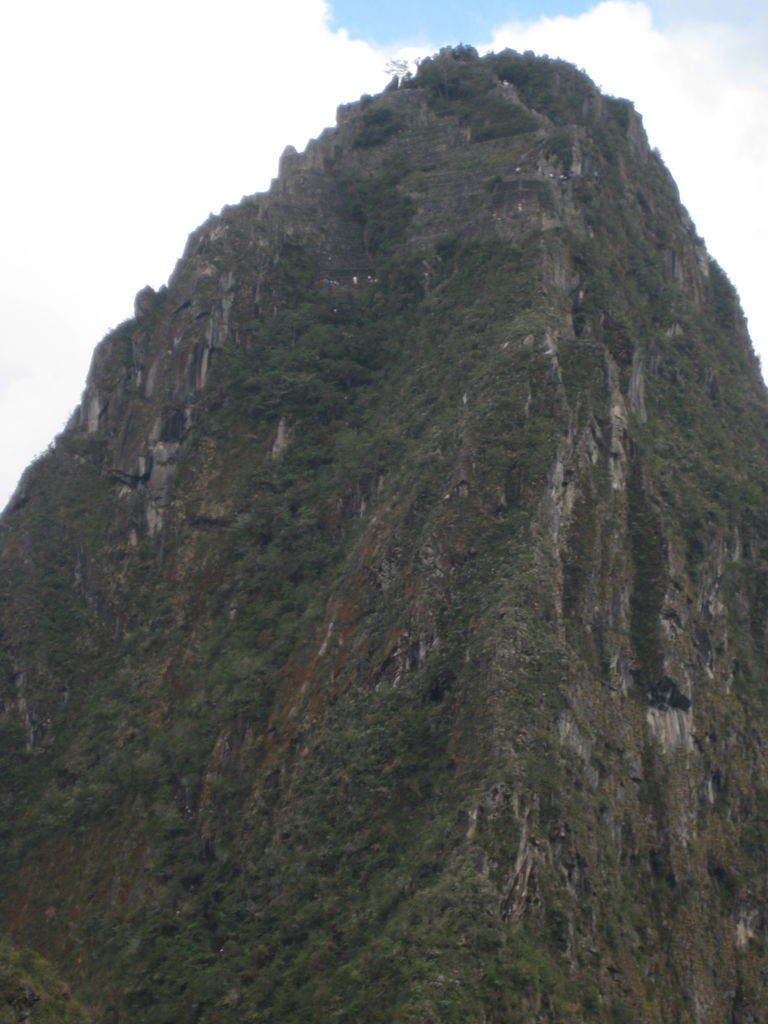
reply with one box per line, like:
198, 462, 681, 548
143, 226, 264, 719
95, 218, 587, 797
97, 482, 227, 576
2, 48, 768, 1023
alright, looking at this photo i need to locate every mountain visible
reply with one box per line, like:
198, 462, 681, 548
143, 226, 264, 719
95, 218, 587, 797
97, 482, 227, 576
2, 46, 768, 1023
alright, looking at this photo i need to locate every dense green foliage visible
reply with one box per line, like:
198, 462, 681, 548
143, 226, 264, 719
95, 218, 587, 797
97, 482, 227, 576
2, 48, 768, 1023
354, 106, 404, 148
407, 45, 613, 134
0, 939, 91, 1022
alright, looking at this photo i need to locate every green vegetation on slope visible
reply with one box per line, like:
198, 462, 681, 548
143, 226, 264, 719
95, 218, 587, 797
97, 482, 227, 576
1, 47, 768, 1023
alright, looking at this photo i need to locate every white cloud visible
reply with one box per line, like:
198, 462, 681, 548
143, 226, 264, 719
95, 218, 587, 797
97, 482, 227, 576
482, 1, 768, 367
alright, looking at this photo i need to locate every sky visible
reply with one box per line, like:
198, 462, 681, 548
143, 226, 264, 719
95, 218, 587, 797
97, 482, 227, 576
1, 0, 766, 511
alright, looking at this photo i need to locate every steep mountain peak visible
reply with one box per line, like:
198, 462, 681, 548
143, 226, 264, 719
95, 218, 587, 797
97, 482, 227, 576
1, 48, 767, 1023
34, 48, 724, 543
